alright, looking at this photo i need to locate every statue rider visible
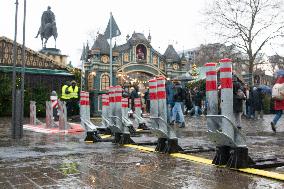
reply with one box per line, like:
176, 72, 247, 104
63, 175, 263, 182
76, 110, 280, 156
35, 6, 56, 38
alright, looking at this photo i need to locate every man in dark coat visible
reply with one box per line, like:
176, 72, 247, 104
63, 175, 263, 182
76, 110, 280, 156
233, 75, 246, 129
252, 87, 263, 120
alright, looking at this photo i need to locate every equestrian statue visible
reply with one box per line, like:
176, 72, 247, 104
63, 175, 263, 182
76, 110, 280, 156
35, 6, 58, 48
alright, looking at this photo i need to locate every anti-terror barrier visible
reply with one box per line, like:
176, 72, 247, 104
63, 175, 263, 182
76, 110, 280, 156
24, 91, 84, 134
133, 98, 148, 130
205, 60, 252, 168
205, 59, 284, 169
108, 86, 135, 144
81, 91, 102, 142
148, 77, 183, 153
121, 98, 136, 134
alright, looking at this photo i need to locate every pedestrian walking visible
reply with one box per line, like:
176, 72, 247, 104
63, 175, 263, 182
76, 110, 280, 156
252, 87, 263, 120
166, 80, 174, 123
184, 88, 193, 115
233, 75, 246, 129
192, 87, 203, 116
271, 75, 284, 132
170, 81, 185, 128
144, 87, 150, 114
130, 86, 139, 111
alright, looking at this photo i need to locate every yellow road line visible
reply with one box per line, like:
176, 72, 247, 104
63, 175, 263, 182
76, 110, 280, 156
125, 144, 284, 181
101, 135, 112, 139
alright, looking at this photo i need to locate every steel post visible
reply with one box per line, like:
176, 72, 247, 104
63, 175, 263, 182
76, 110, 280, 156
157, 77, 167, 129
50, 91, 58, 122
58, 100, 67, 130
30, 101, 36, 125
115, 85, 123, 132
220, 58, 234, 139
45, 101, 53, 128
205, 62, 218, 131
109, 86, 115, 126
149, 78, 158, 121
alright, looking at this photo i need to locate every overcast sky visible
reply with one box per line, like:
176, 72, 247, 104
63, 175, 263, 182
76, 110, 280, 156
0, 0, 282, 68
0, 0, 215, 67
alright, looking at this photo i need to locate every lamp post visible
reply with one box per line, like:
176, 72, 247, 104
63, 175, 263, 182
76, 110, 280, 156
11, 0, 19, 139
11, 0, 26, 139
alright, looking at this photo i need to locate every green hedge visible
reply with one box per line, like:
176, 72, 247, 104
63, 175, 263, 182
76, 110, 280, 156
0, 74, 49, 117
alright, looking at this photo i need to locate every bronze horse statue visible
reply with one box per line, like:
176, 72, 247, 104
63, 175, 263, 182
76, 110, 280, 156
39, 22, 58, 48
35, 6, 58, 48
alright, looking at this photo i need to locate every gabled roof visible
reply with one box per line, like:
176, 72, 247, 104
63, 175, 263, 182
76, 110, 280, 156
113, 43, 130, 52
0, 36, 67, 70
129, 32, 147, 42
163, 45, 180, 62
91, 34, 110, 55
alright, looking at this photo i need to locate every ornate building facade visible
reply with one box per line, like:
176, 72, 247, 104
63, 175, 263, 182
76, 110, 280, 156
82, 32, 189, 115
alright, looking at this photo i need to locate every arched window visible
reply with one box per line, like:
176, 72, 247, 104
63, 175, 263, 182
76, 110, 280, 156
88, 74, 94, 90
100, 73, 110, 91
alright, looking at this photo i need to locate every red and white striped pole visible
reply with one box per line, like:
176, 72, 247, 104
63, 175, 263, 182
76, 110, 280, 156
122, 98, 129, 120
50, 91, 58, 122
134, 98, 142, 115
157, 77, 167, 123
149, 78, 158, 118
102, 94, 109, 120
80, 91, 90, 128
108, 86, 115, 126
219, 58, 234, 137
205, 62, 218, 115
115, 85, 123, 131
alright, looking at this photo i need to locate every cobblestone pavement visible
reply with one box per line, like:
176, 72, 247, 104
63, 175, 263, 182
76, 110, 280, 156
0, 115, 283, 189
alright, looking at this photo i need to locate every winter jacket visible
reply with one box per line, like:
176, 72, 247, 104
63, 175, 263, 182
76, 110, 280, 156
274, 77, 284, 110
233, 81, 245, 113
252, 88, 263, 111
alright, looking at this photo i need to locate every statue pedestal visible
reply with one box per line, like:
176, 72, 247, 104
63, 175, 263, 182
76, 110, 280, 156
39, 48, 68, 67
40, 48, 61, 55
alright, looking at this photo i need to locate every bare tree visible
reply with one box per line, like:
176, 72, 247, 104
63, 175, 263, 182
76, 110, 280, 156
205, 0, 284, 83
194, 43, 243, 66
269, 54, 284, 72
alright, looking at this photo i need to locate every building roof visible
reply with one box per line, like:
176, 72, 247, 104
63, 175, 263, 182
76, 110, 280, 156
128, 32, 150, 46
113, 43, 130, 52
163, 44, 180, 62
0, 36, 68, 70
91, 34, 110, 55
181, 52, 187, 61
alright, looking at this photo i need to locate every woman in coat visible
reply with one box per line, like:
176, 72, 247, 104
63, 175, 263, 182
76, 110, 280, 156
271, 76, 284, 132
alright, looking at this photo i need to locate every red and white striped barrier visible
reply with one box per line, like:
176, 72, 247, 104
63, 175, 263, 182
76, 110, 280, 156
115, 85, 123, 131
134, 98, 142, 115
80, 91, 90, 123
205, 62, 218, 115
157, 77, 167, 124
108, 86, 115, 126
149, 78, 158, 117
219, 58, 234, 139
122, 98, 128, 117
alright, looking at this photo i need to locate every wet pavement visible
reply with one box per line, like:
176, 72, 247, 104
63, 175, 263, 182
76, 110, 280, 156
0, 115, 284, 189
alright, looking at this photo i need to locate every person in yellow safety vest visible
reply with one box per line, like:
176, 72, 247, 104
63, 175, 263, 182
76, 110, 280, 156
68, 80, 79, 116
61, 81, 71, 100
61, 81, 71, 116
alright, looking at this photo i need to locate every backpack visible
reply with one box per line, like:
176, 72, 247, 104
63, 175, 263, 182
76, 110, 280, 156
272, 83, 284, 100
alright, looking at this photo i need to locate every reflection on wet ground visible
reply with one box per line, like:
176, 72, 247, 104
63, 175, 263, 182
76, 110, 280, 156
0, 115, 283, 188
